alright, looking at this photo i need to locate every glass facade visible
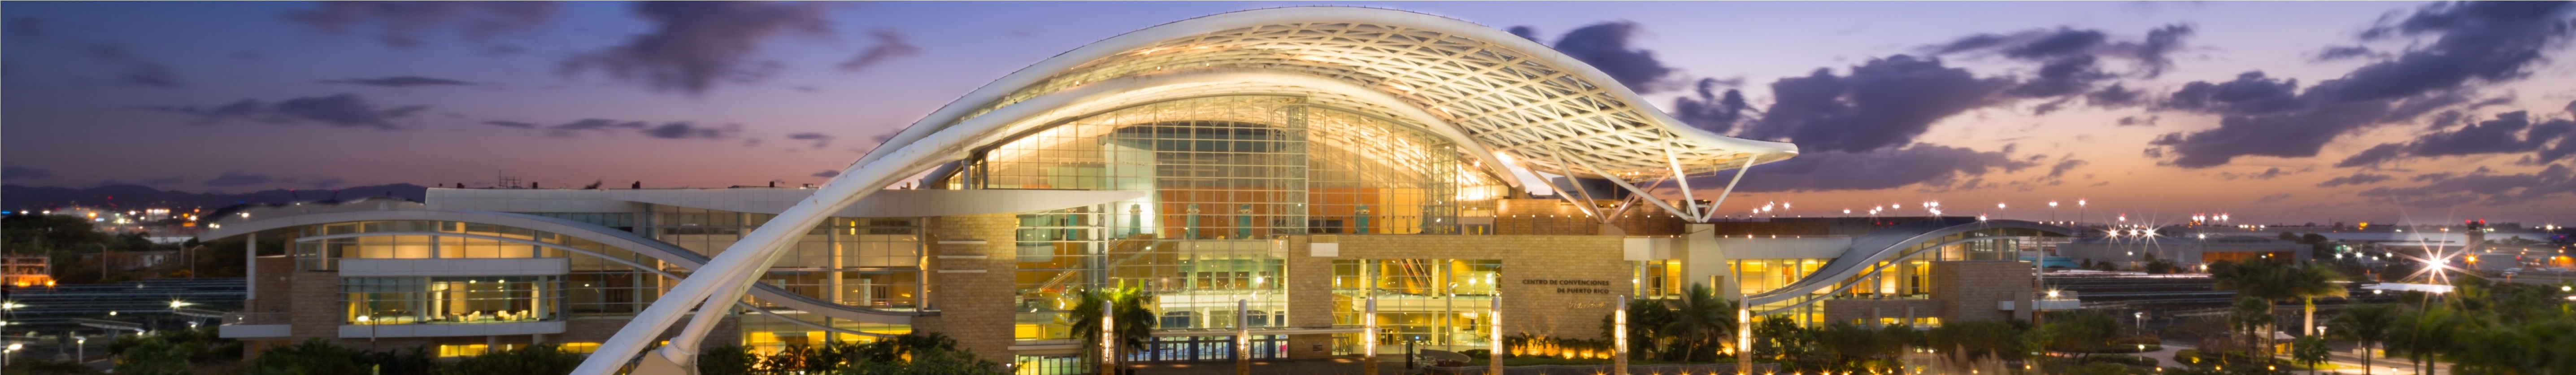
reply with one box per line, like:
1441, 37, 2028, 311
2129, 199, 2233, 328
963, 95, 1512, 344
948, 95, 1506, 237
295, 220, 666, 317
342, 276, 560, 324
1750, 229, 2039, 324
641, 206, 925, 310
1330, 259, 1501, 352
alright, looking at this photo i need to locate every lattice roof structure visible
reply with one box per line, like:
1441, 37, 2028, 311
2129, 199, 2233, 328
860, 6, 1799, 184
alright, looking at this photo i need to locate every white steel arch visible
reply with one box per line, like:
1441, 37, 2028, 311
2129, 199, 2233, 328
578, 7, 1798, 374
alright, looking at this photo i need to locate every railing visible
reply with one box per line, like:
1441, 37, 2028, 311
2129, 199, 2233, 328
1424, 362, 1778, 375
223, 312, 290, 325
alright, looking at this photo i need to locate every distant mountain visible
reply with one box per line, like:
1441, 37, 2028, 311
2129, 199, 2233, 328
1, 183, 428, 210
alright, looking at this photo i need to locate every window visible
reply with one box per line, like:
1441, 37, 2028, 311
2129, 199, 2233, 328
341, 276, 561, 324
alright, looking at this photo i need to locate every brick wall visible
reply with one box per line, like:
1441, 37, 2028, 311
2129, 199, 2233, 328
1930, 261, 2031, 323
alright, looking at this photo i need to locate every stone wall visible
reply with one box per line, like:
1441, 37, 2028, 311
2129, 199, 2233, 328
911, 213, 1020, 365
1930, 261, 2031, 323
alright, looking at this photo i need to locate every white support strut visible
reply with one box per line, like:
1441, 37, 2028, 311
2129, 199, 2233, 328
1702, 156, 1760, 222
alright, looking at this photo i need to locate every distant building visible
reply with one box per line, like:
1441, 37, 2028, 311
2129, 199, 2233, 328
2058, 233, 2310, 266
1, 254, 54, 287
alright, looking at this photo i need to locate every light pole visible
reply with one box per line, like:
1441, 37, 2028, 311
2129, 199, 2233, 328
76, 336, 86, 364
4, 342, 19, 369
2049, 201, 2059, 224
358, 315, 377, 350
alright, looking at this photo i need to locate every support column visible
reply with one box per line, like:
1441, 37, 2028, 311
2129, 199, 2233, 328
1614, 296, 1628, 375
1236, 299, 1250, 375
1362, 297, 1378, 375
1736, 306, 1751, 375
245, 233, 257, 301
1488, 296, 1501, 375
1102, 301, 1118, 375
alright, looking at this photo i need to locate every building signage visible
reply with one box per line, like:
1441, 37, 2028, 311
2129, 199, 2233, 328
1522, 279, 1618, 294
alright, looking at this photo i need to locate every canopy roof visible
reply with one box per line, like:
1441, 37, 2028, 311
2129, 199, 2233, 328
858, 6, 1799, 181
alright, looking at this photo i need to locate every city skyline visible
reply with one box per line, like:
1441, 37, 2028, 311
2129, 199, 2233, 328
4, 1, 2573, 226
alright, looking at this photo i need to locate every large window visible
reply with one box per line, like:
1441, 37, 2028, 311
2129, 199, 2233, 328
1329, 259, 1500, 351
342, 276, 560, 324
956, 95, 1506, 238
646, 208, 927, 310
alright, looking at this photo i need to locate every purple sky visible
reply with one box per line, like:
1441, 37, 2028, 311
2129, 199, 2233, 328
4, 1, 2573, 226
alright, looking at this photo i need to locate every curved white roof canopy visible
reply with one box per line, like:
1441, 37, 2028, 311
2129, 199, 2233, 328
859, 6, 1797, 181
578, 8, 1800, 373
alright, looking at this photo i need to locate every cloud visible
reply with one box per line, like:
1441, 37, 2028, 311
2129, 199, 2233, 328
2116, 116, 2158, 126
1725, 144, 2034, 192
2335, 142, 2407, 167
2043, 158, 2087, 180
2147, 72, 2462, 167
203, 171, 276, 186
2317, 172, 2393, 187
494, 118, 745, 140
282, 1, 557, 48
2088, 83, 2145, 108
2254, 193, 2293, 204
837, 29, 918, 73
2341, 1, 2576, 102
153, 94, 427, 129
812, 170, 840, 178
321, 76, 473, 87
2410, 111, 2568, 157
84, 44, 183, 88
2154, 2, 2575, 168
644, 122, 740, 140
1736, 55, 2014, 153
1550, 21, 1678, 93
2215, 167, 2297, 180
2314, 45, 2382, 61
2332, 111, 2576, 167
1929, 24, 2195, 77
786, 132, 832, 148
1506, 26, 1541, 41
2356, 164, 2576, 205
563, 1, 830, 96
3, 166, 53, 181
1671, 78, 1754, 133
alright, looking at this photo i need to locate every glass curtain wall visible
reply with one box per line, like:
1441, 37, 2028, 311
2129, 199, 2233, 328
342, 276, 561, 324
1330, 259, 1500, 353
972, 95, 1508, 342
643, 207, 926, 310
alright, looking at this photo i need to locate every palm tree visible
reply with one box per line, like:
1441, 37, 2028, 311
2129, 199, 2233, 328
2228, 296, 2276, 359
2328, 305, 2399, 375
2290, 336, 2330, 375
1661, 283, 1738, 362
1068, 287, 1157, 374
2284, 264, 2350, 336
2388, 305, 2467, 375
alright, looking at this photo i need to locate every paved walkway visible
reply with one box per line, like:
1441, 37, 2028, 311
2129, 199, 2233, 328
2135, 342, 2435, 375
1123, 358, 1410, 375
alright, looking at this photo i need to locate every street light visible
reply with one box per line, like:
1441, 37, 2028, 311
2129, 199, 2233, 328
4, 342, 18, 368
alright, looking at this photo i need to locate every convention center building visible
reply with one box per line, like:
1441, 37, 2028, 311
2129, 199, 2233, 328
202, 6, 2074, 373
